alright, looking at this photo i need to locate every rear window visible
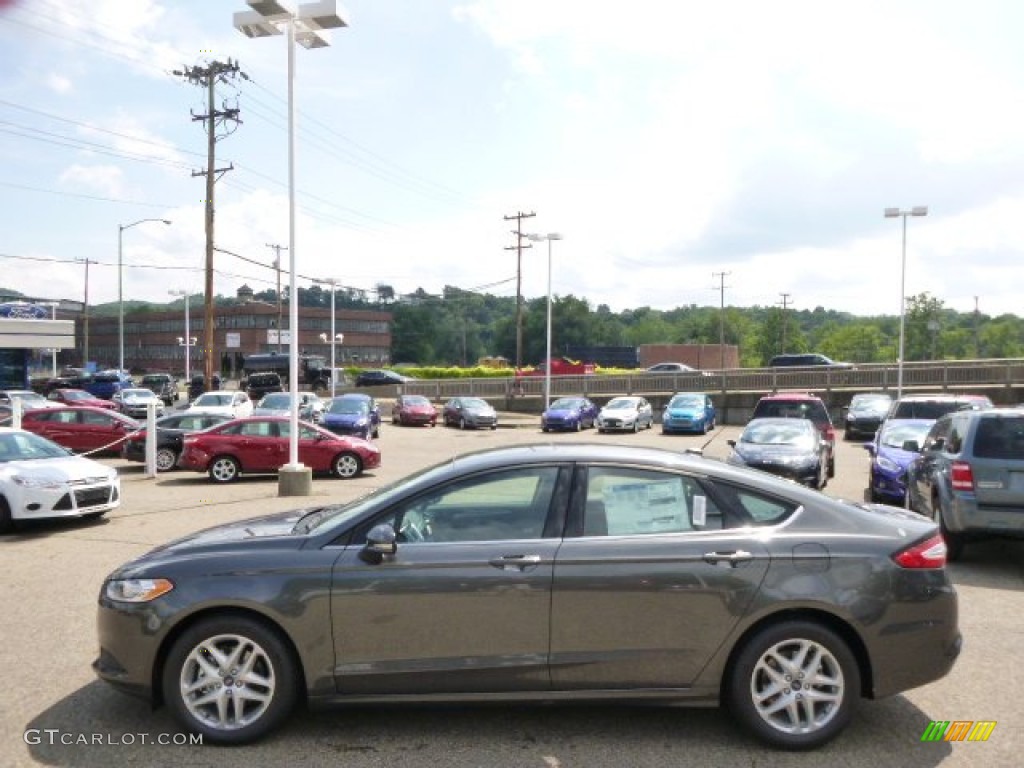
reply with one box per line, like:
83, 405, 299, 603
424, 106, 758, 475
972, 416, 1024, 459
890, 400, 972, 420
753, 399, 829, 424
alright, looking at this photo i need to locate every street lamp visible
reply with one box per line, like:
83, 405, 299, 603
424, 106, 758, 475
315, 276, 344, 397
526, 232, 563, 411
234, 0, 348, 496
119, 218, 170, 374
169, 290, 196, 385
884, 206, 928, 398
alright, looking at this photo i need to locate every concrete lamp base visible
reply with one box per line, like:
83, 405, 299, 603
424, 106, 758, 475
278, 464, 313, 497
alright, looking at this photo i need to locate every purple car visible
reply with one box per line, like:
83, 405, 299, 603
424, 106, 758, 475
864, 419, 933, 504
541, 396, 598, 432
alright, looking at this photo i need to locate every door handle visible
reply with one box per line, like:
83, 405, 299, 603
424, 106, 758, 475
489, 554, 542, 572
703, 550, 754, 567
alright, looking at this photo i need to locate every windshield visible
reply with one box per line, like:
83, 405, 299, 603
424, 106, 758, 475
879, 421, 932, 450
401, 396, 430, 407
742, 421, 815, 446
549, 398, 582, 410
850, 394, 891, 413
461, 398, 489, 409
606, 399, 638, 411
329, 398, 369, 415
0, 431, 70, 462
258, 394, 292, 409
194, 393, 233, 407
669, 395, 703, 408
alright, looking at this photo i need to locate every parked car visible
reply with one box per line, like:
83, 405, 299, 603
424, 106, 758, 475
443, 396, 498, 430
244, 371, 284, 402
391, 394, 437, 427
139, 373, 179, 406
645, 362, 698, 373
20, 406, 140, 455
322, 394, 381, 439
769, 353, 853, 368
187, 373, 222, 401
0, 427, 120, 532
177, 416, 381, 482
596, 396, 654, 433
843, 393, 892, 439
906, 407, 1024, 560
751, 392, 836, 478
0, 405, 10, 426
111, 388, 167, 419
45, 388, 118, 411
541, 396, 598, 432
355, 369, 411, 387
726, 417, 830, 489
863, 418, 933, 505
884, 393, 992, 422
187, 391, 253, 420
661, 392, 716, 435
252, 391, 324, 423
121, 412, 234, 472
94, 443, 961, 749
83, 370, 134, 400
0, 389, 64, 411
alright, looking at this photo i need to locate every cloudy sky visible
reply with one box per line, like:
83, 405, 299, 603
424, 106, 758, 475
2, 0, 1023, 319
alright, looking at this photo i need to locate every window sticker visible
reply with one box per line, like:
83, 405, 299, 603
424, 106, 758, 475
602, 479, 688, 534
693, 495, 706, 526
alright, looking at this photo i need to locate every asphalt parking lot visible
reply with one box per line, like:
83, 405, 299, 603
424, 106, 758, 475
1, 418, 1021, 767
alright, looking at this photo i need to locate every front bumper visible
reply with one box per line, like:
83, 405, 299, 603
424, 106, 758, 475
9, 476, 121, 522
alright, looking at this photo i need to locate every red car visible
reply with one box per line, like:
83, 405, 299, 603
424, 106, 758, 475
20, 406, 140, 455
391, 394, 438, 427
178, 416, 381, 482
46, 388, 119, 410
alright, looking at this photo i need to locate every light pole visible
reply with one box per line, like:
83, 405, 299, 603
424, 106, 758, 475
526, 232, 562, 410
119, 218, 170, 374
169, 290, 196, 386
884, 206, 928, 398
315, 277, 343, 397
235, 0, 348, 496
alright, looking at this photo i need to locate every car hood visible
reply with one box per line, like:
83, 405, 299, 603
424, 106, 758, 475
187, 406, 234, 416
2, 455, 117, 482
666, 406, 704, 418
876, 444, 921, 468
734, 443, 816, 462
324, 412, 368, 424
401, 405, 435, 414
252, 407, 290, 417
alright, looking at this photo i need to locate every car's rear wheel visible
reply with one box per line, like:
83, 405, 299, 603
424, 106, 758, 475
459, 417, 467, 430
156, 447, 178, 472
162, 616, 298, 746
935, 494, 966, 561
209, 456, 241, 483
728, 620, 858, 750
333, 452, 363, 479
0, 497, 12, 534
575, 420, 582, 432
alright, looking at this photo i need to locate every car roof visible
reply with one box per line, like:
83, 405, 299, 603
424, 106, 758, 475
757, 392, 824, 402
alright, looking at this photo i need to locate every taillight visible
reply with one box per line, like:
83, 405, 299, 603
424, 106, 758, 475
824, 426, 836, 442
951, 461, 974, 491
892, 534, 947, 569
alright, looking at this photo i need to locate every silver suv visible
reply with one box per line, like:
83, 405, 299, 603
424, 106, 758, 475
906, 408, 1024, 560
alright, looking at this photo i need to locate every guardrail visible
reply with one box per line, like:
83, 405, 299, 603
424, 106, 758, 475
401, 358, 1024, 402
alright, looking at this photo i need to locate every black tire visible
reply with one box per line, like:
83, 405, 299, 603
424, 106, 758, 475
0, 496, 12, 534
827, 455, 836, 479
333, 452, 363, 479
161, 616, 298, 746
937, 499, 966, 561
728, 620, 859, 750
459, 417, 467, 430
632, 421, 639, 433
575, 420, 582, 432
156, 447, 178, 473
208, 455, 241, 483
372, 424, 380, 439
542, 426, 549, 433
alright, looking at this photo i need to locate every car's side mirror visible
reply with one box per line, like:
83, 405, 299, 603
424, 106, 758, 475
360, 523, 397, 564
862, 443, 876, 455
902, 439, 921, 453
726, 439, 736, 447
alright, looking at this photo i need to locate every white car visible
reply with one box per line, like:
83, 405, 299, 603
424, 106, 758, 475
187, 391, 253, 419
0, 390, 64, 411
596, 396, 655, 433
111, 388, 166, 419
0, 427, 121, 532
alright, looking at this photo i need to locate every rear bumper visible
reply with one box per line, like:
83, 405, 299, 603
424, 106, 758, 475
948, 496, 1024, 535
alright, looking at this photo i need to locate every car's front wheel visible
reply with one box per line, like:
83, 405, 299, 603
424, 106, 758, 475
208, 456, 241, 483
728, 620, 859, 750
162, 616, 298, 746
333, 452, 363, 479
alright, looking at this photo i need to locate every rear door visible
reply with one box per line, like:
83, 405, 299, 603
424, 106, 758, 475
551, 465, 771, 689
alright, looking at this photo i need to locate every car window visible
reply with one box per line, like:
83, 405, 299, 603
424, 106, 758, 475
373, 467, 561, 543
82, 410, 114, 426
238, 421, 277, 437
922, 418, 952, 452
583, 467, 722, 536
707, 482, 799, 525
973, 416, 1024, 459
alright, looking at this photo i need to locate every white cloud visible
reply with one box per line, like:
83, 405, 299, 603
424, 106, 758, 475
57, 164, 125, 197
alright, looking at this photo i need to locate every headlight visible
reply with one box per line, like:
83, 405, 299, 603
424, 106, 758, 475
876, 456, 901, 473
12, 475, 65, 489
105, 578, 174, 603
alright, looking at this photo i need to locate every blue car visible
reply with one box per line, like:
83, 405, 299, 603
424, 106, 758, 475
541, 396, 598, 432
322, 393, 381, 439
864, 418, 933, 504
661, 392, 716, 435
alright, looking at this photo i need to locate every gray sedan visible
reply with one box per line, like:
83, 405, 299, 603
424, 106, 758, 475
94, 443, 960, 750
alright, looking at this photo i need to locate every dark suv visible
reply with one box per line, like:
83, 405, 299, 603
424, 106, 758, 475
906, 408, 1024, 560
769, 353, 852, 368
244, 372, 284, 401
752, 392, 836, 478
140, 373, 178, 406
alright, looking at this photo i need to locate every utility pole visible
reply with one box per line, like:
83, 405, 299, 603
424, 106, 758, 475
504, 211, 535, 368
76, 257, 96, 368
713, 271, 730, 370
174, 59, 244, 390
973, 296, 982, 358
777, 292, 792, 354
267, 243, 288, 353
